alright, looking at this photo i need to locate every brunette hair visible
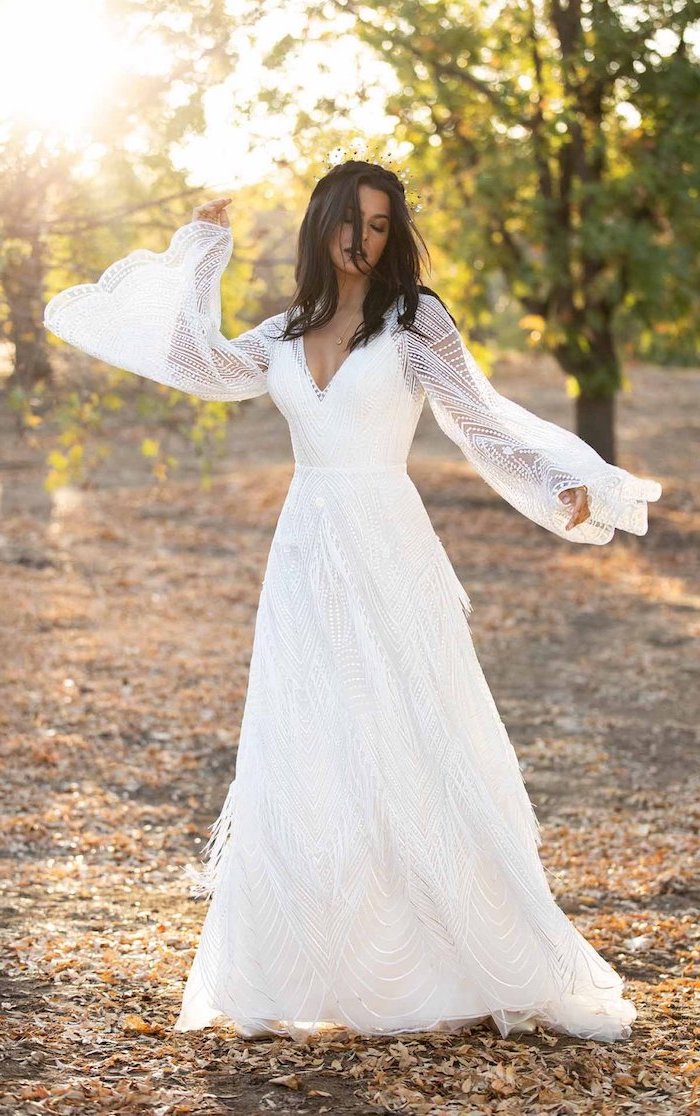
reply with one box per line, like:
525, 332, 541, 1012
280, 159, 455, 352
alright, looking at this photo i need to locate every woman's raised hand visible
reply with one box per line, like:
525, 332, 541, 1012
192, 197, 232, 228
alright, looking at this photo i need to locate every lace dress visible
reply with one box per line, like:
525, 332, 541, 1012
44, 218, 662, 1044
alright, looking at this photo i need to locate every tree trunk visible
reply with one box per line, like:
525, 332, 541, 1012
575, 394, 616, 464
553, 317, 621, 464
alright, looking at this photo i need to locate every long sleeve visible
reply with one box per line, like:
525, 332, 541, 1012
43, 219, 286, 401
406, 292, 662, 545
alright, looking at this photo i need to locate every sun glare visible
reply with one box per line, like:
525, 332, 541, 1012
0, 0, 400, 188
0, 0, 119, 146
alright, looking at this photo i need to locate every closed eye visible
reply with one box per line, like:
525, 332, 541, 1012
343, 219, 388, 232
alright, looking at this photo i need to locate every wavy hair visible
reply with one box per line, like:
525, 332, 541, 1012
280, 159, 455, 352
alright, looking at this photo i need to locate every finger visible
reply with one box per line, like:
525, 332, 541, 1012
194, 205, 228, 226
195, 201, 231, 227
565, 499, 582, 530
569, 497, 590, 528
194, 199, 230, 215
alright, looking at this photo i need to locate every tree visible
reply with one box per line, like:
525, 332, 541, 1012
369, 0, 700, 461
1, 0, 262, 396
265, 0, 700, 462
2, 0, 300, 485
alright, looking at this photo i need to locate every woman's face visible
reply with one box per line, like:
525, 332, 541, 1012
329, 184, 391, 277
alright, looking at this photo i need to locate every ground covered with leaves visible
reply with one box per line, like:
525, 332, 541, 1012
1, 353, 698, 1114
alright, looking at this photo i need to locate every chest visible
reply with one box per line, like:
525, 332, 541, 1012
302, 329, 359, 393
266, 323, 421, 426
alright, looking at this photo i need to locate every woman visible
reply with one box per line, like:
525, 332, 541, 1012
44, 159, 662, 1044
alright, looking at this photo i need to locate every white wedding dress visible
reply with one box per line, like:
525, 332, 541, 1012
44, 218, 662, 1044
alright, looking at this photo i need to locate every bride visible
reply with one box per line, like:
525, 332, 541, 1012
44, 159, 661, 1044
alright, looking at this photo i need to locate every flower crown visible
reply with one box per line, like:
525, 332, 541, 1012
319, 141, 423, 214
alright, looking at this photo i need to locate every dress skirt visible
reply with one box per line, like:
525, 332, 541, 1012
174, 463, 636, 1043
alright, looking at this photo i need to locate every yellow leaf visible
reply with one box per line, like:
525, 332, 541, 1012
518, 314, 546, 332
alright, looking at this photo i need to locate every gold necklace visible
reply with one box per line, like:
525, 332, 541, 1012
335, 305, 363, 346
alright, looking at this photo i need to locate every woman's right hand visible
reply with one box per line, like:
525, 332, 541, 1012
192, 197, 232, 228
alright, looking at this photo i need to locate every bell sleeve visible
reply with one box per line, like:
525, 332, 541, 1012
43, 219, 285, 401
406, 292, 663, 545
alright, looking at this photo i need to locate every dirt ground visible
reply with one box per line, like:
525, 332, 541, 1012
1, 350, 698, 1114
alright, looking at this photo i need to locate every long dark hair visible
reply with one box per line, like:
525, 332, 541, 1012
279, 159, 455, 352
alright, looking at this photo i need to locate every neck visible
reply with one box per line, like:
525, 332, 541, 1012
334, 270, 370, 314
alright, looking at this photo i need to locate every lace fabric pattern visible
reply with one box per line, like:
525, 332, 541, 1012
402, 295, 662, 545
43, 219, 661, 1044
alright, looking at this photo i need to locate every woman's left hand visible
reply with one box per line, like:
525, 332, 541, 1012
559, 485, 591, 531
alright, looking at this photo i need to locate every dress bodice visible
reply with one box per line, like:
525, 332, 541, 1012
267, 314, 424, 471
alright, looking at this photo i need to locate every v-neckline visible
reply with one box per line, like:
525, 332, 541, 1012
299, 334, 358, 401
298, 315, 391, 401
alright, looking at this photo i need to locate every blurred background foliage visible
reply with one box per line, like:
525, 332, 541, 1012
1, 0, 698, 483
